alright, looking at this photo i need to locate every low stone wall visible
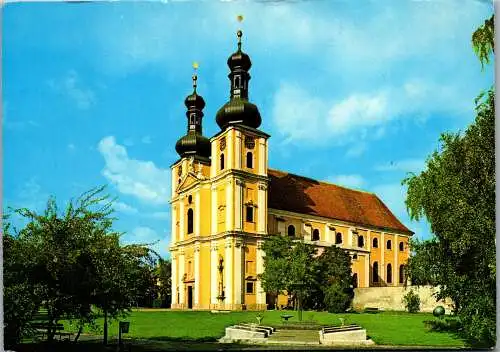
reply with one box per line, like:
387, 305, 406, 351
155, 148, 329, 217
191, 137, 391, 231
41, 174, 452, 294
353, 285, 454, 314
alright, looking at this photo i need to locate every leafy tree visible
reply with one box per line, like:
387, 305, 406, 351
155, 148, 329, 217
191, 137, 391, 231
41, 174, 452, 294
402, 13, 495, 347
316, 246, 353, 312
405, 238, 440, 286
6, 186, 159, 345
156, 259, 172, 307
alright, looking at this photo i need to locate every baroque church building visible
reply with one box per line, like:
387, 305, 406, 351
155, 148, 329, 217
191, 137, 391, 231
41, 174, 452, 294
169, 29, 413, 310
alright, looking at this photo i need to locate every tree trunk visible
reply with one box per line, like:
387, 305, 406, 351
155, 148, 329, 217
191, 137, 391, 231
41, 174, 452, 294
73, 326, 83, 343
103, 308, 108, 345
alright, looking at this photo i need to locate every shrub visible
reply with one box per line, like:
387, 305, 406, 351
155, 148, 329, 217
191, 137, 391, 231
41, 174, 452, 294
323, 283, 352, 313
403, 289, 421, 313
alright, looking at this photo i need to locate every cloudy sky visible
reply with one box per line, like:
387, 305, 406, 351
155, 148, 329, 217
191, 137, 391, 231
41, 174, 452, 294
3, 0, 493, 258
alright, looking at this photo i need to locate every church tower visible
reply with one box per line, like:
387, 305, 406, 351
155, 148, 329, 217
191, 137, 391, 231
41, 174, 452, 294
209, 26, 270, 310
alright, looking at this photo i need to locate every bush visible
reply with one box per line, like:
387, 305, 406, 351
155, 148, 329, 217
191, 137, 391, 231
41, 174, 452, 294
403, 289, 421, 313
323, 283, 352, 313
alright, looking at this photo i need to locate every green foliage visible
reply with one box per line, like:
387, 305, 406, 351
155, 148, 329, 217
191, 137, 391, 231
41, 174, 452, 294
402, 290, 421, 313
402, 14, 495, 347
323, 283, 351, 313
4, 186, 160, 345
405, 238, 439, 286
260, 236, 352, 312
472, 15, 494, 69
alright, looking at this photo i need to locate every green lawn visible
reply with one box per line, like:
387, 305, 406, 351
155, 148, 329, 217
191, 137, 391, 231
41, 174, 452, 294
60, 309, 465, 348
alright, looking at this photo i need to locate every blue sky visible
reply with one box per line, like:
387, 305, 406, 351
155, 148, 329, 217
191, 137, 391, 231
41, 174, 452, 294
3, 0, 493, 258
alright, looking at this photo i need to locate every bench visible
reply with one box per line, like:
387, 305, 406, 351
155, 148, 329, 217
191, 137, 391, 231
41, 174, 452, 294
364, 307, 379, 313
280, 314, 294, 323
30, 322, 72, 341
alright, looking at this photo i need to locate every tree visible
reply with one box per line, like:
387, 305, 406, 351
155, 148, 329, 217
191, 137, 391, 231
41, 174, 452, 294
6, 186, 159, 345
402, 13, 495, 347
315, 246, 353, 312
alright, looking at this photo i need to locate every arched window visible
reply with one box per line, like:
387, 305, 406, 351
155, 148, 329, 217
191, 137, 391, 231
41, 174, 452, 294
373, 238, 378, 248
246, 152, 253, 168
335, 232, 342, 244
352, 273, 358, 288
399, 241, 404, 251
220, 153, 225, 170
287, 225, 295, 237
312, 229, 320, 241
373, 262, 379, 283
358, 235, 364, 248
187, 208, 194, 234
387, 263, 392, 283
399, 265, 405, 284
387, 240, 392, 250
234, 75, 241, 88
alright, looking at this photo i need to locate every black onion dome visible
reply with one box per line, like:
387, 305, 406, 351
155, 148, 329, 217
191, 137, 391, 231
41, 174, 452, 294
216, 98, 262, 129
175, 133, 211, 159
227, 49, 252, 71
184, 91, 205, 110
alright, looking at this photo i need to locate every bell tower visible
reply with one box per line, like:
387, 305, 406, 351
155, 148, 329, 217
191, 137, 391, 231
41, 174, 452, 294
208, 16, 270, 310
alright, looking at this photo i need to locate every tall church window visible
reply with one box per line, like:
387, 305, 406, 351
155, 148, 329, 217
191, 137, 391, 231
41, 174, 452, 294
352, 273, 358, 288
246, 206, 254, 222
373, 238, 378, 248
387, 240, 392, 250
246, 152, 253, 168
373, 262, 379, 283
220, 153, 225, 170
387, 264, 392, 283
187, 208, 194, 234
399, 265, 405, 284
287, 225, 295, 237
312, 229, 320, 241
336, 232, 342, 244
358, 235, 364, 248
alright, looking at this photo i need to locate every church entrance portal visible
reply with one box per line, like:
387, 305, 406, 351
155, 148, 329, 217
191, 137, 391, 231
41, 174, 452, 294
187, 286, 193, 309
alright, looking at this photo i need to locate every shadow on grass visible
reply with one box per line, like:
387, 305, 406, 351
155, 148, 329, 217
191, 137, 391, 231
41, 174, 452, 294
424, 318, 462, 333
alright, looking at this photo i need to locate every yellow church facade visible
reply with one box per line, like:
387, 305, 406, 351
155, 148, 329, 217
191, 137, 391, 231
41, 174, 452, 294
169, 29, 413, 311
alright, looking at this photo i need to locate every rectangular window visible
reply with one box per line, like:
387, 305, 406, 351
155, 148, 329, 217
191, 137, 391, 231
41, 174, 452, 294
246, 281, 254, 294
246, 206, 254, 222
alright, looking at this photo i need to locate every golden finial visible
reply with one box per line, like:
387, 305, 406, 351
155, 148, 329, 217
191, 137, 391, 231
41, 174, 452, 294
236, 15, 244, 51
192, 61, 198, 92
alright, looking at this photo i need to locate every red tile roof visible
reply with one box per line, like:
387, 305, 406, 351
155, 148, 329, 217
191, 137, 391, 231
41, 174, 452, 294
268, 169, 413, 235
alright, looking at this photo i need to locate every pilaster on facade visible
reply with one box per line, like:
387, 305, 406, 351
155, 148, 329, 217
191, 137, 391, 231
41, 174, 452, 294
234, 178, 244, 230
224, 238, 234, 305
210, 140, 217, 178
381, 232, 385, 277
178, 248, 185, 306
394, 234, 398, 286
171, 205, 177, 244
364, 253, 370, 288
211, 184, 217, 235
258, 139, 266, 176
256, 239, 266, 306
226, 179, 234, 231
194, 244, 201, 306
227, 129, 234, 170
210, 241, 218, 304
171, 251, 178, 306
234, 239, 244, 305
179, 197, 185, 241
348, 227, 354, 247
257, 183, 267, 234
195, 190, 201, 237
235, 131, 242, 169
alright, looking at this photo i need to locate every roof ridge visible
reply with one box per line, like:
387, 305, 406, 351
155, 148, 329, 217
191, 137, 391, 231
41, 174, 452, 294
268, 168, 375, 195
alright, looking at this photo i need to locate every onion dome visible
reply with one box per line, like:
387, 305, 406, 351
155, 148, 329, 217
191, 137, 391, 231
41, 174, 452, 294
216, 28, 262, 130
175, 66, 211, 159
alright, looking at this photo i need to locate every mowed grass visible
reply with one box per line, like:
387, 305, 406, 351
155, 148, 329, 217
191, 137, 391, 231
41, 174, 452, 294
62, 310, 465, 347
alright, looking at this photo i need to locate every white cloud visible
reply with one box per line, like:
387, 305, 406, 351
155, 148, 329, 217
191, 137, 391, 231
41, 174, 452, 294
48, 70, 95, 110
345, 143, 366, 158
67, 143, 76, 151
113, 201, 138, 214
326, 174, 366, 189
374, 158, 426, 173
272, 79, 471, 145
98, 136, 171, 205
